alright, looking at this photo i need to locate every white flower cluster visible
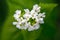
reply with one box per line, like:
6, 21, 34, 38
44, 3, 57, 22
13, 4, 45, 31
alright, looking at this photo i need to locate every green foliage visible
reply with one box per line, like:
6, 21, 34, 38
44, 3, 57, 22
0, 0, 58, 40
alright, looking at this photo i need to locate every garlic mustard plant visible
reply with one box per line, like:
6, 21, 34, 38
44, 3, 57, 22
13, 4, 45, 31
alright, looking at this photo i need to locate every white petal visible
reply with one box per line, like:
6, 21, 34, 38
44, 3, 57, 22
39, 12, 45, 18
39, 18, 44, 24
33, 4, 38, 10
33, 4, 41, 12
16, 24, 21, 29
14, 14, 20, 19
23, 13, 31, 19
28, 26, 34, 31
42, 12, 45, 17
33, 24, 40, 30
13, 22, 17, 25
24, 9, 30, 13
31, 10, 35, 14
15, 10, 21, 14
21, 26, 28, 30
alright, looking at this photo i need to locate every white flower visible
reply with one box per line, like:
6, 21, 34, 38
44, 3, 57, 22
13, 14, 20, 20
36, 18, 44, 24
15, 21, 21, 29
28, 26, 34, 31
30, 10, 35, 14
13, 4, 45, 31
28, 23, 40, 31
24, 9, 30, 14
33, 4, 41, 12
38, 12, 45, 18
23, 13, 31, 20
13, 22, 17, 25
33, 23, 40, 30
15, 10, 21, 14
13, 10, 21, 21
31, 12, 38, 19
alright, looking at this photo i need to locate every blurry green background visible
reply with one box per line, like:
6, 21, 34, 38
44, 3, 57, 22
0, 0, 60, 40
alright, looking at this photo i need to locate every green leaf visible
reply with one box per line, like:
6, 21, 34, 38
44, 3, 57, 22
0, 0, 57, 40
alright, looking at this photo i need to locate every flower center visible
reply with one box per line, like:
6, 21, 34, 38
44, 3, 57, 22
28, 18, 36, 26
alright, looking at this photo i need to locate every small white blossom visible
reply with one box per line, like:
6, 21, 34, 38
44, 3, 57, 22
13, 22, 17, 25
15, 10, 21, 14
28, 23, 40, 31
33, 4, 41, 12
14, 14, 20, 20
13, 10, 21, 21
13, 4, 45, 31
23, 13, 31, 20
24, 9, 30, 14
16, 24, 21, 29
